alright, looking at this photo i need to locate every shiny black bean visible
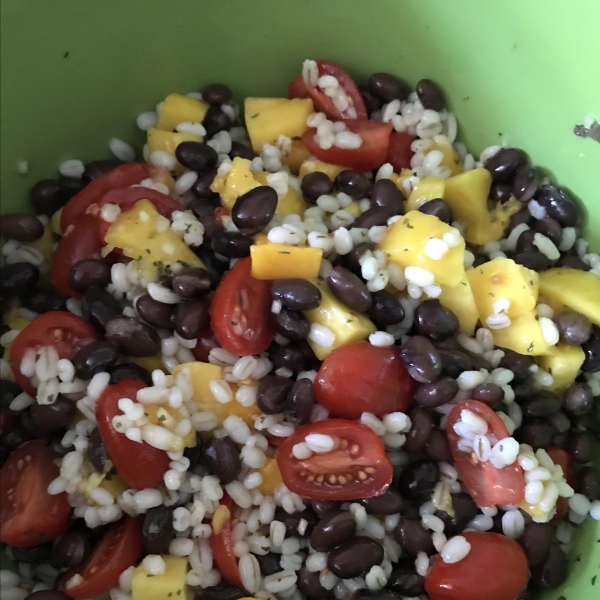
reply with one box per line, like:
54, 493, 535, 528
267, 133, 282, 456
404, 406, 433, 454
472, 383, 504, 407
197, 584, 247, 600
49, 435, 74, 457
310, 510, 356, 551
499, 350, 535, 381
582, 333, 600, 372
328, 536, 384, 578
272, 307, 311, 341
109, 362, 153, 386
0, 213, 44, 242
562, 382, 593, 415
418, 198, 451, 223
491, 182, 513, 203
271, 345, 306, 373
397, 459, 439, 500
175, 141, 218, 173
72, 341, 119, 380
415, 79, 444, 111
68, 259, 111, 294
301, 172, 333, 202
26, 592, 71, 600
135, 294, 174, 330
334, 170, 371, 200
202, 83, 232, 106
345, 241, 376, 276
285, 378, 315, 427
394, 518, 434, 555
555, 254, 590, 271
257, 375, 294, 414
518, 522, 554, 568
52, 531, 91, 569
536, 185, 578, 227
370, 179, 403, 212
326, 267, 371, 312
352, 591, 401, 600
229, 141, 255, 161
507, 206, 533, 233
204, 106, 232, 136
485, 148, 526, 183
81, 286, 122, 333
424, 429, 453, 463
1, 424, 33, 450
517, 420, 555, 450
387, 564, 424, 596
359, 84, 383, 113
30, 179, 65, 215
359, 489, 403, 515
514, 380, 537, 401
203, 436, 241, 484
530, 544, 568, 589
0, 262, 40, 297
548, 411, 571, 436
29, 396, 75, 436
142, 505, 174, 554
513, 166, 540, 202
274, 507, 319, 536
211, 231, 253, 258
11, 542, 52, 564
414, 300, 458, 340
533, 218, 562, 245
271, 279, 321, 311
368, 73, 410, 102
171, 267, 212, 299
20, 287, 66, 313
104, 317, 160, 357
553, 311, 592, 346
512, 250, 552, 271
414, 377, 458, 408
577, 466, 600, 500
311, 500, 340, 518
58, 176, 86, 200
566, 430, 595, 463
1, 380, 22, 410
191, 169, 220, 199
367, 290, 404, 328
183, 433, 204, 470
439, 348, 473, 378
298, 567, 334, 599
516, 229, 537, 253
522, 391, 562, 418
400, 336, 442, 383
174, 299, 210, 340
353, 206, 396, 229
435, 493, 479, 536
83, 159, 124, 181
231, 185, 278, 234
87, 427, 108, 472
256, 553, 283, 577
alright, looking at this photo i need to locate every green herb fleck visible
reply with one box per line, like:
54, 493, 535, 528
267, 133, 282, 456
146, 248, 151, 254
158, 415, 166, 422
592, 575, 597, 585
251, 113, 259, 118
404, 219, 413, 229
279, 251, 291, 254
231, 321, 238, 326
168, 594, 173, 598
489, 293, 495, 297
292, 136, 301, 141
177, 590, 182, 596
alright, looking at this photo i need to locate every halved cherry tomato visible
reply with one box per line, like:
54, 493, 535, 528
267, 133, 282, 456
10, 312, 98, 396
302, 120, 393, 172
62, 516, 144, 599
61, 163, 166, 231
305, 60, 367, 121
210, 495, 243, 587
314, 342, 415, 420
288, 76, 309, 99
425, 531, 528, 600
447, 400, 525, 507
51, 213, 105, 297
96, 379, 170, 490
211, 257, 274, 356
0, 440, 71, 547
277, 419, 393, 500
386, 131, 416, 172
547, 447, 575, 525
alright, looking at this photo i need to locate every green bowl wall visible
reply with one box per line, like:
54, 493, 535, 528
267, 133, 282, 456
1, 0, 599, 595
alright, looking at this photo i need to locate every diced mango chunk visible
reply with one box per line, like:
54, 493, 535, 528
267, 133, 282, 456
144, 404, 196, 447
284, 140, 311, 174
147, 128, 203, 174
105, 199, 204, 283
406, 177, 446, 212
51, 208, 63, 235
245, 97, 314, 153
439, 273, 479, 335
210, 157, 261, 210
539, 268, 600, 326
491, 310, 550, 356
251, 243, 322, 280
379, 210, 466, 286
4, 304, 31, 333
157, 93, 209, 132
538, 343, 586, 391
254, 172, 308, 217
389, 169, 414, 198
258, 458, 283, 495
298, 159, 344, 180
427, 140, 463, 176
304, 279, 376, 360
29, 222, 56, 265
130, 354, 166, 374
131, 555, 188, 600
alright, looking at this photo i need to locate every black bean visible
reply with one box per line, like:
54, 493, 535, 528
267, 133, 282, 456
0, 213, 44, 242
358, 84, 383, 113
310, 500, 340, 519
203, 84, 232, 106
530, 544, 568, 589
58, 176, 86, 200
301, 172, 334, 202
518, 523, 554, 568
345, 241, 376, 276
370, 179, 403, 213
174, 299, 209, 340
204, 106, 232, 136
552, 312, 591, 348
418, 198, 451, 223
298, 567, 334, 599
536, 185, 578, 227
491, 182, 513, 203
352, 591, 402, 600
272, 307, 310, 341
0, 262, 40, 297
582, 333, 600, 372
353, 206, 396, 229
310, 510, 356, 551
522, 391, 562, 418
257, 375, 294, 414
517, 421, 555, 450
472, 383, 504, 407
403, 407, 433, 454
438, 348, 472, 378
548, 411, 571, 436
387, 564, 424, 596
414, 300, 459, 341
328, 536, 384, 578
183, 433, 204, 470
1, 425, 33, 450
30, 179, 65, 216
415, 79, 444, 111
334, 170, 371, 200
175, 141, 218, 173
507, 206, 533, 233
485, 148, 526, 183
513, 166, 540, 202
108, 362, 153, 386
171, 267, 211, 299
83, 159, 124, 181
229, 141, 255, 161
359, 489, 403, 515
397, 459, 439, 500
393, 518, 434, 555
81, 286, 122, 333
86, 427, 108, 472
436, 493, 479, 536
20, 287, 66, 313
52, 531, 91, 569
512, 251, 552, 271
533, 218, 562, 245
271, 279, 321, 311
414, 377, 458, 408
562, 382, 593, 415
26, 592, 71, 600
367, 290, 404, 328
197, 584, 247, 600
67, 259, 111, 295
271, 508, 318, 537
516, 229, 537, 253
555, 254, 590, 271
142, 505, 174, 554
577, 466, 600, 500
135, 294, 174, 330
514, 380, 537, 401
11, 542, 52, 564
424, 429, 453, 463
400, 336, 442, 383
29, 396, 75, 436
271, 345, 306, 373
326, 267, 372, 312
104, 317, 160, 357
566, 430, 595, 463
72, 340, 119, 380
211, 231, 254, 258
191, 169, 220, 200
256, 553, 283, 577
368, 73, 410, 102
203, 436, 241, 484
499, 350, 535, 381
0, 380, 22, 410
284, 378, 315, 427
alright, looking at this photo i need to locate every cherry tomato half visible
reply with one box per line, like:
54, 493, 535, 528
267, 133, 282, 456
211, 257, 275, 356
10, 312, 98, 396
386, 131, 416, 172
277, 419, 393, 500
0, 440, 71, 547
210, 495, 243, 587
425, 532, 528, 600
96, 379, 170, 490
447, 400, 525, 507
288, 76, 309, 99
547, 447, 575, 525
302, 120, 393, 172
315, 342, 415, 420
305, 60, 367, 121
62, 516, 144, 599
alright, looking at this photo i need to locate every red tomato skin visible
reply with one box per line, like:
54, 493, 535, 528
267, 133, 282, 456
210, 496, 243, 587
386, 131, 417, 172
96, 380, 170, 490
51, 213, 105, 297
10, 312, 98, 396
315, 342, 415, 419
211, 257, 275, 356
277, 419, 393, 501
302, 120, 393, 171
425, 532, 529, 600
0, 441, 71, 547
547, 447, 575, 525
447, 400, 525, 507
288, 76, 309, 99
63, 516, 144, 599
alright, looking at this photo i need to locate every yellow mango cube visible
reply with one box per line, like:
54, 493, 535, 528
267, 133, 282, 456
210, 157, 261, 210
254, 172, 308, 217
130, 354, 166, 374
406, 177, 446, 212
439, 273, 479, 335
539, 268, 600, 326
258, 458, 284, 495
147, 128, 203, 174
428, 140, 463, 176
345, 202, 361, 218
491, 310, 550, 356
379, 210, 466, 286
157, 93, 209, 132
538, 343, 586, 391
245, 97, 314, 153
284, 140, 311, 174
298, 159, 344, 180
389, 169, 414, 198
29, 222, 56, 265
132, 555, 188, 600
251, 243, 322, 280
143, 404, 196, 447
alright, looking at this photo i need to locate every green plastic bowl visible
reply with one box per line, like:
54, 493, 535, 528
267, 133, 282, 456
1, 0, 599, 596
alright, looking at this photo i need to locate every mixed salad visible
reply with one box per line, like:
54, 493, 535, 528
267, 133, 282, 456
0, 59, 599, 600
